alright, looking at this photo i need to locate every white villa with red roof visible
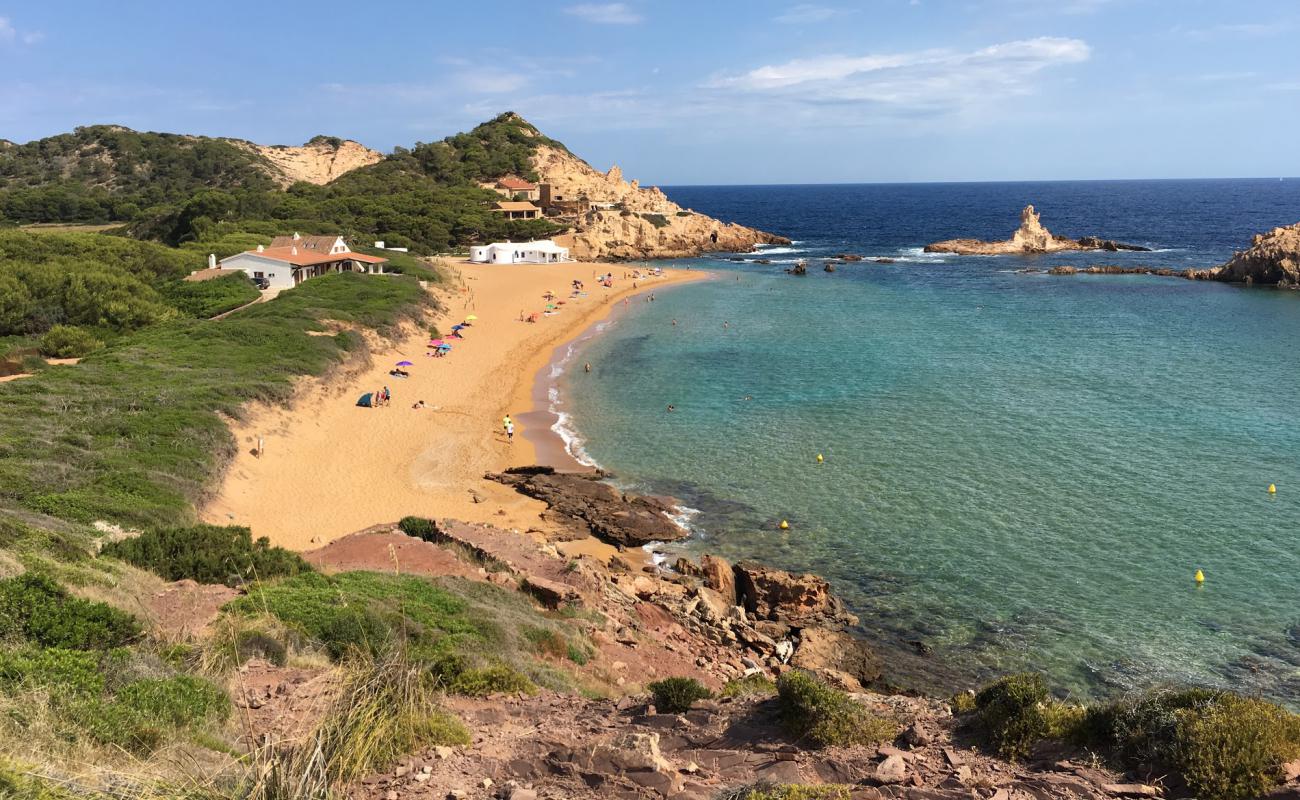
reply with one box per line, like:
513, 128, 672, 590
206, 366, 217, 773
215, 233, 388, 289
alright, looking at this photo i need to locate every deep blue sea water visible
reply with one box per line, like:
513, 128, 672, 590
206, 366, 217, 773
556, 180, 1300, 703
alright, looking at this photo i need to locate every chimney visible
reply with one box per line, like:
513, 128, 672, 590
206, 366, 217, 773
291, 246, 298, 256
208, 253, 216, 269
256, 244, 264, 253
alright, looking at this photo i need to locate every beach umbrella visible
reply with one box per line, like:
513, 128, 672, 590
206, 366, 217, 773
546, 303, 556, 309
396, 360, 413, 367
430, 339, 445, 346
451, 324, 465, 330
465, 315, 478, 321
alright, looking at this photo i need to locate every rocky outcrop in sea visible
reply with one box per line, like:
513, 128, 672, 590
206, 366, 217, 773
925, 205, 1150, 255
1187, 221, 1300, 287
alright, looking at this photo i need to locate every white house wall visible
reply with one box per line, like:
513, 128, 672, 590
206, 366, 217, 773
218, 253, 297, 289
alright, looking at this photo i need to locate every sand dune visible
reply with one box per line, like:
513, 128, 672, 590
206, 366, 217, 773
202, 261, 705, 550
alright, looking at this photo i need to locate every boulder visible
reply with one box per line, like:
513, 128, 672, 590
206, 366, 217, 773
790, 627, 883, 690
699, 554, 736, 602
733, 561, 858, 626
874, 754, 907, 784
521, 576, 581, 609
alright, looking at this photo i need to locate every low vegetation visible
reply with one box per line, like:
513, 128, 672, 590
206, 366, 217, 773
720, 673, 778, 699
0, 272, 430, 531
648, 677, 713, 713
101, 524, 311, 587
162, 272, 260, 318
720, 782, 851, 800
228, 572, 589, 695
776, 670, 896, 748
0, 574, 140, 650
955, 674, 1300, 800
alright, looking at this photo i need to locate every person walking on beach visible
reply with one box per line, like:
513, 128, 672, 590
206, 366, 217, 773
502, 414, 512, 439
505, 418, 515, 443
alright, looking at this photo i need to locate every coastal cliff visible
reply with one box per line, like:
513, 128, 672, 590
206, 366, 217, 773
529, 141, 789, 260
1188, 221, 1300, 287
231, 135, 382, 186
925, 205, 1149, 255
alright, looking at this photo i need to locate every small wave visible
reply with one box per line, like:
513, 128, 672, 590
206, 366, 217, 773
750, 246, 805, 256
666, 504, 701, 534
551, 408, 600, 468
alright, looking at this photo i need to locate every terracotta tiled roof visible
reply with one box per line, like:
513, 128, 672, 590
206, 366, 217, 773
234, 247, 386, 267
496, 177, 537, 190
493, 201, 540, 212
269, 234, 343, 252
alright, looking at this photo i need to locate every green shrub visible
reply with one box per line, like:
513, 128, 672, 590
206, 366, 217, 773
1174, 694, 1300, 800
1091, 687, 1222, 764
430, 654, 537, 697
949, 689, 977, 714
101, 524, 311, 587
162, 272, 260, 318
397, 516, 438, 542
722, 783, 850, 800
319, 606, 393, 660
0, 759, 81, 799
648, 677, 713, 713
36, 325, 101, 358
972, 673, 1052, 760
113, 674, 231, 728
0, 574, 140, 649
776, 670, 895, 747
0, 647, 105, 694
721, 673, 777, 699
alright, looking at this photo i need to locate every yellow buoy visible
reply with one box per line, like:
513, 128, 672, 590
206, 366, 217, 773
1268, 483, 1276, 494
779, 520, 790, 530
816, 454, 824, 464
1194, 569, 1205, 584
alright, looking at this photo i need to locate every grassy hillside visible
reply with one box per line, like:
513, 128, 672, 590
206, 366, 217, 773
1, 113, 566, 253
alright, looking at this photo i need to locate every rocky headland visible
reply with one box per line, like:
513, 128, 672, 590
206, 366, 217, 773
925, 205, 1150, 256
1186, 221, 1300, 287
229, 135, 383, 186
529, 141, 789, 260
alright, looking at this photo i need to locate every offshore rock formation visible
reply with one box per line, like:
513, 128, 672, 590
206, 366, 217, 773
1187, 221, 1300, 287
925, 205, 1150, 255
230, 136, 382, 186
530, 144, 788, 260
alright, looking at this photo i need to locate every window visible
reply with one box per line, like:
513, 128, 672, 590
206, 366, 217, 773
254, 271, 264, 279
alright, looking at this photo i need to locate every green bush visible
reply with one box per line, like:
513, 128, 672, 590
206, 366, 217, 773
37, 325, 101, 358
721, 673, 777, 699
722, 783, 850, 800
113, 674, 231, 729
0, 647, 105, 694
648, 677, 713, 713
1087, 688, 1300, 800
397, 515, 438, 542
162, 272, 260, 318
1174, 694, 1300, 800
776, 670, 895, 747
101, 524, 311, 587
972, 673, 1052, 760
430, 653, 537, 697
0, 574, 140, 649
949, 689, 977, 714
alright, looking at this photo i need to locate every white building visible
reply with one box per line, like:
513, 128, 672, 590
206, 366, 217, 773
217, 235, 388, 289
468, 239, 571, 264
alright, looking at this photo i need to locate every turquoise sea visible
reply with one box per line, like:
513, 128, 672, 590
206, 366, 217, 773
554, 180, 1300, 703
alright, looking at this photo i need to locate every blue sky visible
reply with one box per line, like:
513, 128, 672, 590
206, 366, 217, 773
2, 0, 1298, 183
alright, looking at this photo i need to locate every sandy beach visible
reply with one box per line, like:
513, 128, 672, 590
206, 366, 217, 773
202, 260, 707, 550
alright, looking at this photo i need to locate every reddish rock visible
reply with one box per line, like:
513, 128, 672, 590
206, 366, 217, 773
700, 554, 735, 602
733, 561, 857, 626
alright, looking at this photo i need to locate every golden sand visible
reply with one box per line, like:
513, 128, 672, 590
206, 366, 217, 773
202, 261, 707, 550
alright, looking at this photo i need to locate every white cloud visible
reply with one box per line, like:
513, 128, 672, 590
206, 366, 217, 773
774, 4, 846, 24
563, 3, 643, 24
706, 37, 1090, 112
0, 17, 42, 46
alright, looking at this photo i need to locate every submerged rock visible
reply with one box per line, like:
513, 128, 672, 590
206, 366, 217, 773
925, 205, 1150, 255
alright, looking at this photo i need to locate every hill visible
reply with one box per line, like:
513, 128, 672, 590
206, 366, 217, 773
0, 113, 783, 258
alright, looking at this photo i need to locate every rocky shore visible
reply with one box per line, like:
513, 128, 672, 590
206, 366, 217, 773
530, 144, 789, 260
279, 467, 1300, 800
925, 206, 1149, 256
1185, 221, 1300, 287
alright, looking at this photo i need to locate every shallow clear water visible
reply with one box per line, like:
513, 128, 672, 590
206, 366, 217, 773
557, 181, 1300, 702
